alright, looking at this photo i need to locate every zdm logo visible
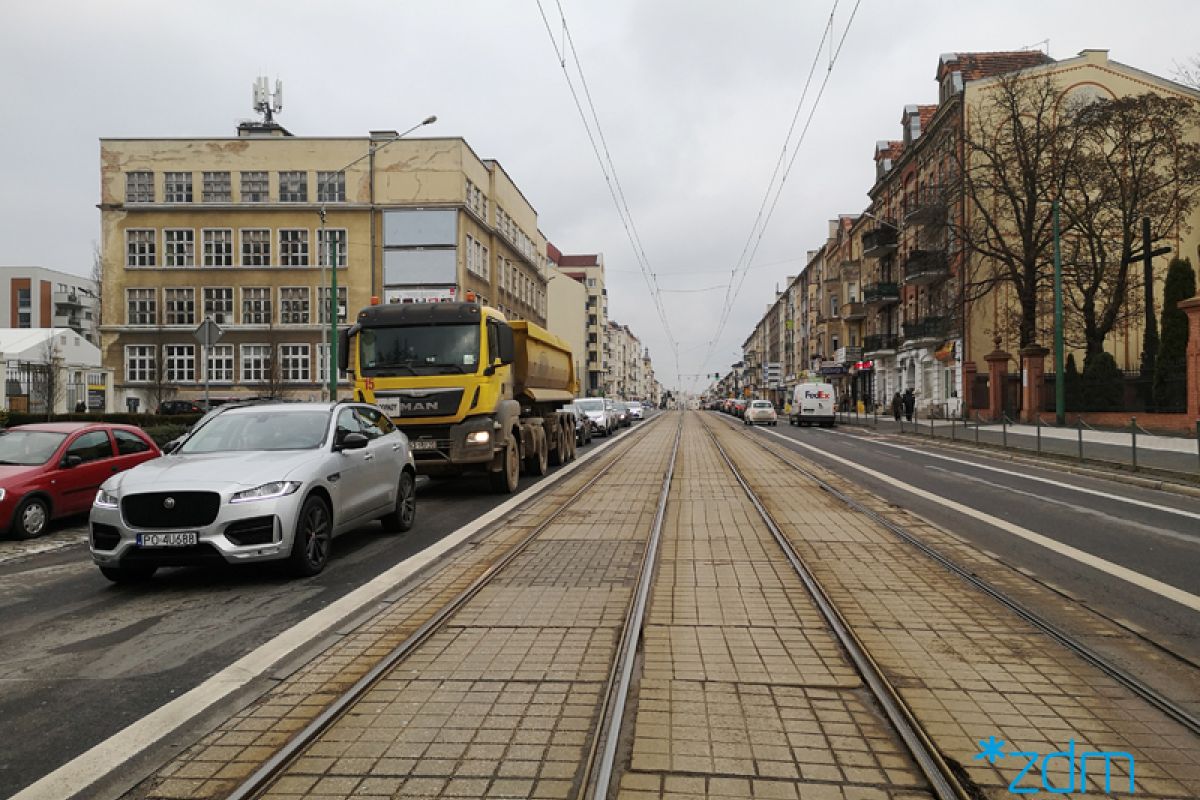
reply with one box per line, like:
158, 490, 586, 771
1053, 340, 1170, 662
975, 736, 1136, 794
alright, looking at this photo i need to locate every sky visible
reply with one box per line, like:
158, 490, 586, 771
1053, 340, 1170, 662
2, 1, 1197, 394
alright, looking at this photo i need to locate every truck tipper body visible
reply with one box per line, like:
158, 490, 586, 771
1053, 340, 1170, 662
339, 301, 579, 492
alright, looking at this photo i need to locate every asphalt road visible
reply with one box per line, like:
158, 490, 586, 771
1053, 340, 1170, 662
727, 414, 1200, 670
0, 419, 646, 799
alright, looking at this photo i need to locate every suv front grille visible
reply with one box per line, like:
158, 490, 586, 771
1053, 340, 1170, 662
122, 492, 221, 529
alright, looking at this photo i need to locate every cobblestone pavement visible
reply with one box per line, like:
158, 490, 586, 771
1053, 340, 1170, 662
0, 522, 88, 564
126, 416, 677, 800
706, 414, 1200, 798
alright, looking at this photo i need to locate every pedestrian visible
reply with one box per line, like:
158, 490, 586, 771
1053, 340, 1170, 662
891, 391, 902, 422
903, 388, 915, 422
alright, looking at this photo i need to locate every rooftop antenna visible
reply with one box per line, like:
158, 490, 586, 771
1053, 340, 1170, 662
252, 76, 284, 123
1020, 39, 1050, 56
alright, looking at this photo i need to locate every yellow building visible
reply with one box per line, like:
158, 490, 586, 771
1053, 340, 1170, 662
99, 125, 549, 409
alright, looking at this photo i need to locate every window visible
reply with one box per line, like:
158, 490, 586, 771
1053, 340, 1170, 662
241, 229, 271, 266
280, 287, 310, 324
203, 287, 233, 324
242, 287, 272, 324
466, 180, 488, 219
280, 344, 311, 382
203, 229, 233, 267
830, 295, 839, 318
164, 172, 193, 203
317, 171, 345, 203
465, 234, 489, 279
279, 229, 309, 266
279, 171, 308, 202
125, 345, 156, 383
241, 171, 269, 203
164, 229, 195, 267
127, 288, 157, 325
206, 344, 234, 383
240, 344, 271, 382
164, 288, 195, 325
202, 171, 231, 203
126, 171, 154, 203
126, 229, 156, 267
317, 229, 347, 267
114, 429, 152, 455
165, 344, 196, 382
67, 431, 113, 463
317, 343, 349, 384
317, 286, 348, 323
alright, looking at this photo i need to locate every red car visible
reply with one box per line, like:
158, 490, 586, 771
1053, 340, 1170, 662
0, 423, 160, 539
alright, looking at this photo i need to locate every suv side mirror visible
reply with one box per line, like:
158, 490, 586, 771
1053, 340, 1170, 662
62, 454, 83, 469
162, 439, 180, 455
337, 432, 369, 451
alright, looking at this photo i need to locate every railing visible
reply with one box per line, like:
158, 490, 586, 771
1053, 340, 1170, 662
862, 226, 898, 258
901, 249, 949, 285
863, 333, 900, 352
863, 282, 900, 305
904, 183, 947, 225
901, 316, 949, 341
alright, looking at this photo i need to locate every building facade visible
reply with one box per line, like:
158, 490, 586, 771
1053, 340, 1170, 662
99, 127, 550, 409
545, 245, 589, 393
0, 267, 99, 345
553, 253, 608, 395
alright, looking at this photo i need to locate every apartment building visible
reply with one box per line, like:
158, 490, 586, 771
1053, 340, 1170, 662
99, 125, 549, 408
0, 267, 99, 345
545, 244, 589, 392
553, 252, 608, 395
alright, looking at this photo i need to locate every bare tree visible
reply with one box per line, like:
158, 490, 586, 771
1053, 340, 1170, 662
954, 72, 1085, 349
1174, 54, 1200, 90
144, 335, 177, 413
35, 335, 65, 418
90, 242, 103, 335
1059, 93, 1200, 357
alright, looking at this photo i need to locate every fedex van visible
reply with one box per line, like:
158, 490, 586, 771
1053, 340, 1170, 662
790, 382, 836, 427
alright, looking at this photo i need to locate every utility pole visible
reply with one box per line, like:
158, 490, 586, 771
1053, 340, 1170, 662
1053, 201, 1064, 425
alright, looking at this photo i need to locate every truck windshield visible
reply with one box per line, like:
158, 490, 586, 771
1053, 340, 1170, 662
359, 324, 482, 375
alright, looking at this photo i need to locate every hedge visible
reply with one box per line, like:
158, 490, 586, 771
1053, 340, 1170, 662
3, 411, 203, 428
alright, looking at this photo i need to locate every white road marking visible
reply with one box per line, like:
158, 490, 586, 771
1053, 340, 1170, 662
925, 465, 1199, 546
760, 427, 1200, 614
10, 426, 636, 800
822, 427, 1200, 523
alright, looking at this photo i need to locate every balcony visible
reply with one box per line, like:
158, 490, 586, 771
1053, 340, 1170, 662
904, 184, 947, 225
902, 249, 949, 286
53, 291, 84, 308
902, 316, 950, 345
840, 300, 865, 320
862, 226, 898, 259
863, 333, 900, 353
863, 282, 900, 307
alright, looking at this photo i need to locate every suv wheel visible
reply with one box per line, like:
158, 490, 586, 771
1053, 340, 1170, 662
381, 470, 417, 533
287, 495, 332, 577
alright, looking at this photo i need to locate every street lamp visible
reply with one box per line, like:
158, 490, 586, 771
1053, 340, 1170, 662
860, 210, 900, 230
319, 115, 437, 400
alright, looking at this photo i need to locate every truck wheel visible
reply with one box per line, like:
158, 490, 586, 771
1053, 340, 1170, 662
489, 433, 520, 493
567, 423, 577, 461
525, 429, 549, 476
549, 422, 566, 467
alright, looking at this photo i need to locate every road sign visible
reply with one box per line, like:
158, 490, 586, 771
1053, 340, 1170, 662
194, 318, 224, 348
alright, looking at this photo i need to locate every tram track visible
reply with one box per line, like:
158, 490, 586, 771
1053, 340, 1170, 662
223, 413, 683, 800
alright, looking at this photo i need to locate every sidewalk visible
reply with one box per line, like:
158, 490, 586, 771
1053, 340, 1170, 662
833, 412, 1200, 476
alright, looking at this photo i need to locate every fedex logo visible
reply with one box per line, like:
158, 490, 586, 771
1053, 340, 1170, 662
804, 390, 831, 400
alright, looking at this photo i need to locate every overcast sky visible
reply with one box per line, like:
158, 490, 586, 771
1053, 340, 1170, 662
2, 1, 1197, 392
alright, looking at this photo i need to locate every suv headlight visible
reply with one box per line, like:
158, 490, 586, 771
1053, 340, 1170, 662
230, 481, 302, 504
94, 489, 118, 508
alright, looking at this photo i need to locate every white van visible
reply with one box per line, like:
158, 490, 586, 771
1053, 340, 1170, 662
790, 382, 836, 427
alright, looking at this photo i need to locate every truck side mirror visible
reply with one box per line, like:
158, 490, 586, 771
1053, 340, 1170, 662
483, 357, 503, 377
337, 328, 351, 373
496, 325, 515, 365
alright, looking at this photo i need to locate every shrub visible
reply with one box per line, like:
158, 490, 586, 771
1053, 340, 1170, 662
1153, 257, 1196, 411
1063, 353, 1083, 412
141, 424, 191, 447
1081, 351, 1123, 411
3, 412, 202, 428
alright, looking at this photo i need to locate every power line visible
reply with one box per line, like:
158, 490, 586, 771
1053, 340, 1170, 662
535, 0, 681, 387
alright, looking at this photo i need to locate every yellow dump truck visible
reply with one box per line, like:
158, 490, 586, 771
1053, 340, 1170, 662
339, 301, 579, 492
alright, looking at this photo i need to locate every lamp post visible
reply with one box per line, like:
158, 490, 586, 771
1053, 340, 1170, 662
319, 115, 436, 400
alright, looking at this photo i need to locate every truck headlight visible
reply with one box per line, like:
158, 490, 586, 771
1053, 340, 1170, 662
94, 489, 118, 508
466, 430, 491, 445
230, 481, 302, 504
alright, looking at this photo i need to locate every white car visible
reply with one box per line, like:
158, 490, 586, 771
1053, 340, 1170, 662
627, 401, 644, 420
574, 397, 617, 436
743, 400, 778, 426
89, 402, 417, 582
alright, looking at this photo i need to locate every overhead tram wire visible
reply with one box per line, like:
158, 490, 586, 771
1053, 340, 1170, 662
696, 0, 841, 390
535, 0, 681, 386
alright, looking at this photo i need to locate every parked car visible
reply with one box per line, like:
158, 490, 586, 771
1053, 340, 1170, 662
744, 399, 778, 426
575, 398, 616, 436
157, 400, 206, 415
0, 423, 161, 539
566, 402, 593, 446
612, 401, 631, 428
790, 382, 836, 427
627, 401, 644, 421
89, 402, 417, 583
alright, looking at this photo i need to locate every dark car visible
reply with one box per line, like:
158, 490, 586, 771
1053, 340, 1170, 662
0, 423, 161, 539
157, 400, 206, 415
566, 402, 593, 446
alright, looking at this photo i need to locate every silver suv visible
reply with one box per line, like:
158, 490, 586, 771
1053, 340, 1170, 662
89, 402, 417, 582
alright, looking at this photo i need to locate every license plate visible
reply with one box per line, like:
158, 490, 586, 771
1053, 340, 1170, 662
136, 532, 198, 547
375, 397, 401, 414
411, 440, 439, 451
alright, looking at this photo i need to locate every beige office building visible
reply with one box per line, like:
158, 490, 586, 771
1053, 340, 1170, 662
99, 122, 549, 409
